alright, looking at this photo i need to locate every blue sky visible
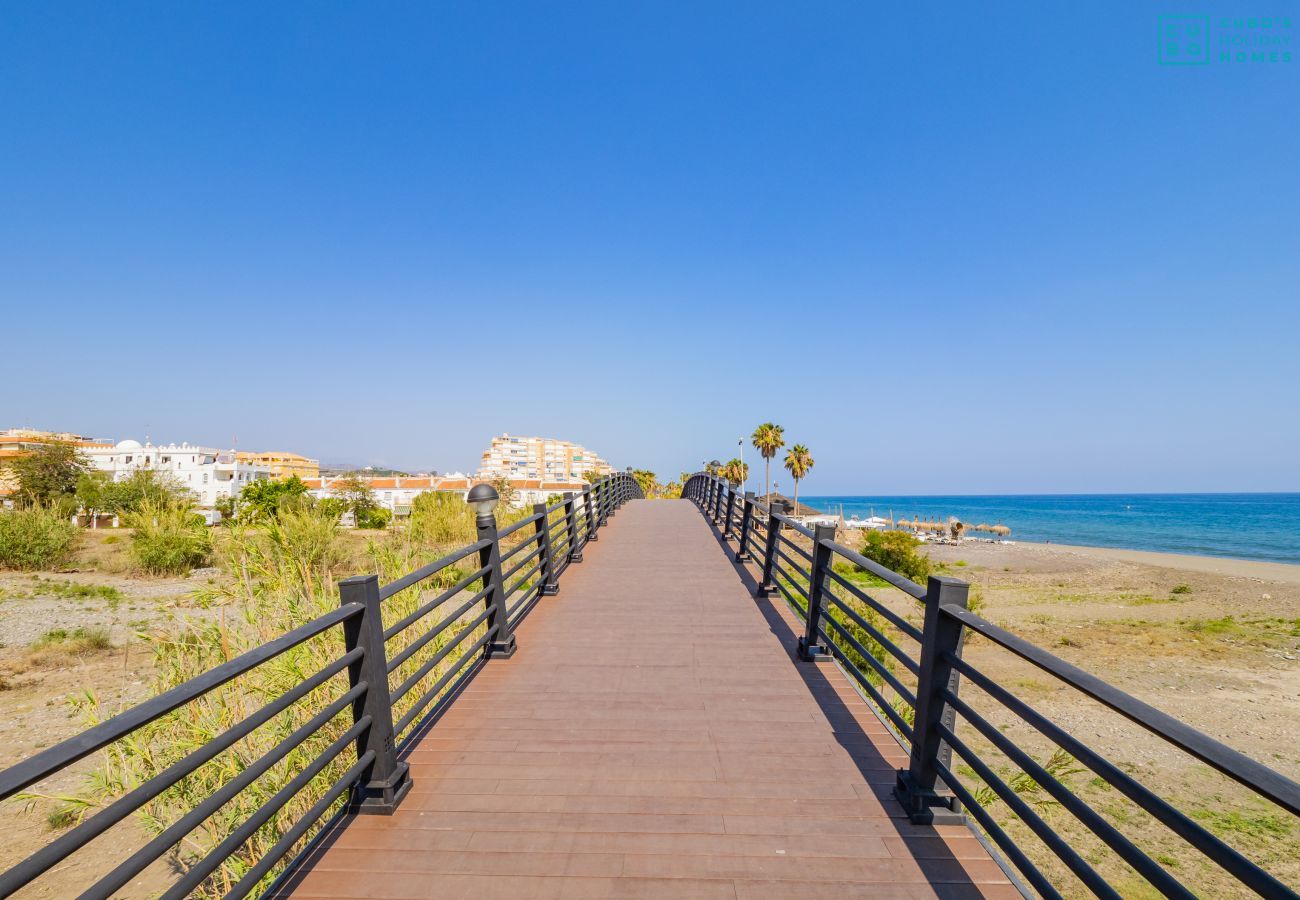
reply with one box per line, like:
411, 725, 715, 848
2, 2, 1296, 493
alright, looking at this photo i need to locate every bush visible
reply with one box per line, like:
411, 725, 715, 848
356, 507, 391, 530
859, 530, 932, 584
123, 501, 212, 575
0, 506, 79, 570
408, 491, 478, 547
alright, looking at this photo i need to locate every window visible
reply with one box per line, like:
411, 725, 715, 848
203, 474, 208, 484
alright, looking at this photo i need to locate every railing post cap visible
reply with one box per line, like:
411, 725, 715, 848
339, 574, 379, 587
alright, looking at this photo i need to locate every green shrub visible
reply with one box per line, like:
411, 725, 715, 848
1171, 583, 1192, 595
408, 491, 478, 546
32, 625, 112, 652
859, 530, 932, 584
356, 507, 391, 530
123, 501, 212, 575
0, 506, 79, 571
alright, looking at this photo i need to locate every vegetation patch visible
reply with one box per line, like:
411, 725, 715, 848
124, 501, 212, 576
0, 507, 79, 571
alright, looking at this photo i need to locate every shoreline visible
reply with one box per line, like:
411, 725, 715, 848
999, 540, 1300, 585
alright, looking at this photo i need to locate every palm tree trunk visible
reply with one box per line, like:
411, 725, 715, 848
765, 460, 771, 505
793, 479, 799, 515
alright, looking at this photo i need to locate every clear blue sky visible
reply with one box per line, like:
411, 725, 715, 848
2, 2, 1296, 493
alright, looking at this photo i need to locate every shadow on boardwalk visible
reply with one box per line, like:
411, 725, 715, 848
278, 500, 1017, 899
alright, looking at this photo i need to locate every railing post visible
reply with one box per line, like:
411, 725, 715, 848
894, 575, 969, 825
533, 503, 559, 596
339, 575, 412, 814
607, 477, 618, 517
722, 486, 736, 539
736, 491, 755, 561
598, 479, 610, 527
711, 479, 723, 523
584, 486, 598, 541
563, 491, 582, 563
755, 499, 786, 596
476, 507, 518, 658
797, 524, 836, 662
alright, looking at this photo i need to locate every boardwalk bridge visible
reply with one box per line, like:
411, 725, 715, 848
2, 473, 1297, 898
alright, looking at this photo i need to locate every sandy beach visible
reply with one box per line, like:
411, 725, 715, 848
1018, 540, 1300, 585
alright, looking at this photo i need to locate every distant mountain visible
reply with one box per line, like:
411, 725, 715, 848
318, 462, 416, 477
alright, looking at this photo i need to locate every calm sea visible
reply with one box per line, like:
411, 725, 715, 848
798, 494, 1300, 565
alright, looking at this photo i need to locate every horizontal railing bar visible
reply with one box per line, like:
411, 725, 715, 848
391, 606, 492, 703
502, 542, 544, 584
823, 566, 925, 644
943, 606, 1300, 817
931, 756, 1064, 900
225, 747, 374, 900
378, 540, 491, 601
505, 559, 543, 597
947, 657, 1298, 896
388, 580, 490, 678
0, 603, 363, 801
819, 615, 917, 707
773, 578, 808, 619
824, 592, 921, 676
0, 647, 363, 894
824, 539, 927, 600
500, 529, 543, 564
395, 626, 496, 734
507, 584, 543, 623
778, 535, 814, 563
772, 512, 816, 539
496, 511, 545, 540
382, 564, 491, 641
82, 685, 367, 898
817, 623, 915, 742
160, 717, 372, 900
772, 563, 810, 599
774, 547, 812, 583
935, 694, 1188, 898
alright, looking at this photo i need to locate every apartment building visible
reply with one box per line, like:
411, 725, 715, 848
477, 434, 612, 482
0, 429, 113, 498
85, 440, 271, 509
236, 451, 320, 481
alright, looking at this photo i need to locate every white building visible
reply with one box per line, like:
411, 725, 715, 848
85, 440, 271, 509
302, 473, 590, 517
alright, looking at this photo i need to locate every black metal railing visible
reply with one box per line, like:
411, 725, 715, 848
0, 472, 643, 898
683, 472, 1300, 900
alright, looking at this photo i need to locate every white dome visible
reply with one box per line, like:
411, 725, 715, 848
115, 439, 143, 450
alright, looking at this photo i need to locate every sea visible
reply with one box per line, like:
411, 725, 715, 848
797, 494, 1300, 566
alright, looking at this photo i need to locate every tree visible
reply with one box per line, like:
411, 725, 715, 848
860, 530, 932, 583
783, 444, 814, 513
720, 458, 748, 488
78, 469, 190, 519
5, 442, 88, 507
583, 471, 603, 485
331, 473, 379, 525
750, 423, 785, 503
631, 469, 658, 498
236, 475, 309, 523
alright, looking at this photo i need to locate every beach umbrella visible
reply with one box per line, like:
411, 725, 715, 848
991, 524, 1011, 536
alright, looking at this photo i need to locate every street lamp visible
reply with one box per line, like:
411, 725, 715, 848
465, 483, 514, 658
466, 483, 500, 520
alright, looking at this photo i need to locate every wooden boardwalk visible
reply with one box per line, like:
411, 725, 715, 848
285, 500, 1017, 899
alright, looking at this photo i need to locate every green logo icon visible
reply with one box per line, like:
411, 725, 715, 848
1160, 15, 1211, 64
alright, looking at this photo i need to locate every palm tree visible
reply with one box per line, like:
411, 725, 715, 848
721, 458, 749, 488
783, 444, 814, 513
751, 423, 785, 504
